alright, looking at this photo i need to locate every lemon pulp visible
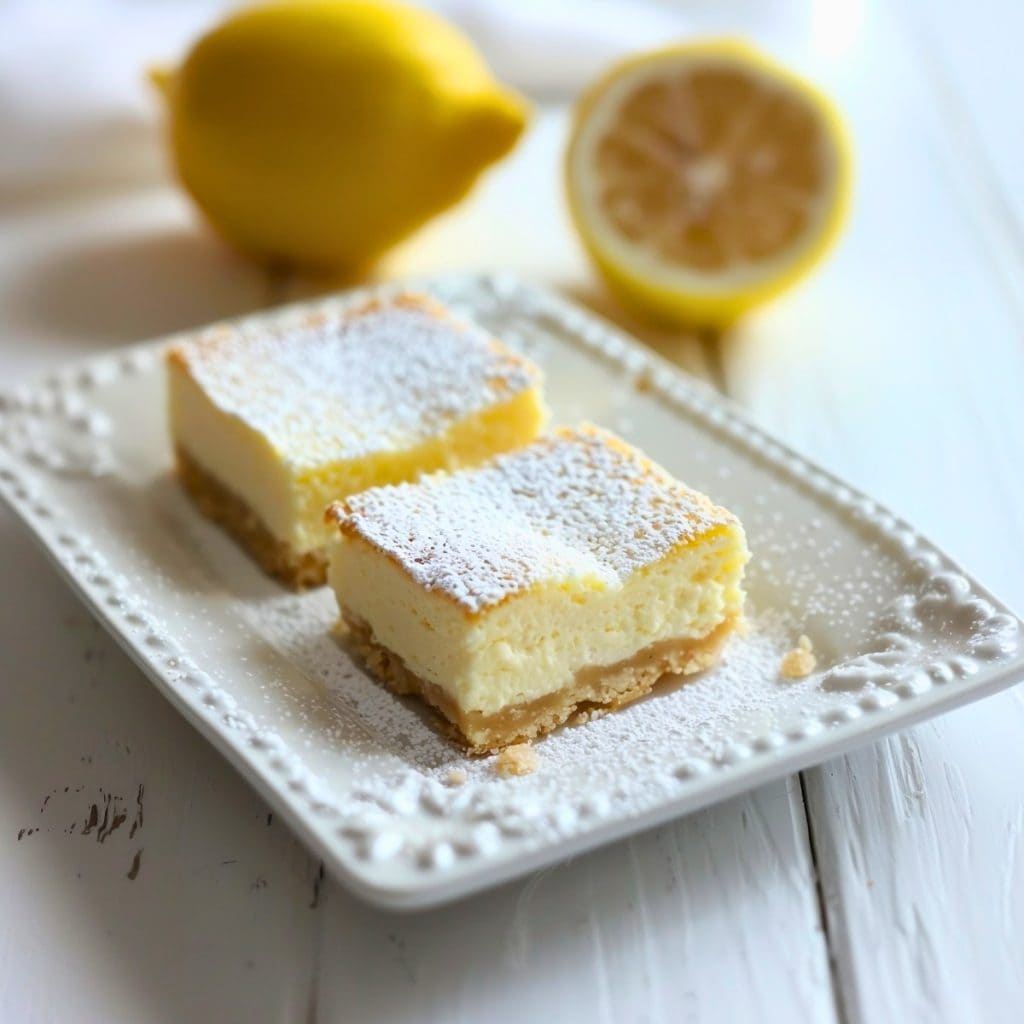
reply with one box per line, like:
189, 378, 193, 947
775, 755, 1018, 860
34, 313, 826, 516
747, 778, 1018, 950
566, 39, 851, 327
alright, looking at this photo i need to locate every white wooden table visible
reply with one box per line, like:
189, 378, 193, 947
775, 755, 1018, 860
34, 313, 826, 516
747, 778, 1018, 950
3, 2, 1023, 1021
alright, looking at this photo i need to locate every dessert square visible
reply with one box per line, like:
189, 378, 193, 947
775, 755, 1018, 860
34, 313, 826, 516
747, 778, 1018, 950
325, 424, 749, 752
167, 294, 546, 588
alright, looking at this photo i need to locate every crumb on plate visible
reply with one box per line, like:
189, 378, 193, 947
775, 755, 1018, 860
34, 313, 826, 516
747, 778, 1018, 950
445, 769, 467, 787
780, 635, 817, 679
633, 369, 655, 393
494, 743, 538, 778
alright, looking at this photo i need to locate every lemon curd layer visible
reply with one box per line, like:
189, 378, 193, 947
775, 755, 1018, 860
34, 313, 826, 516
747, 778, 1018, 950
327, 425, 749, 748
167, 294, 546, 574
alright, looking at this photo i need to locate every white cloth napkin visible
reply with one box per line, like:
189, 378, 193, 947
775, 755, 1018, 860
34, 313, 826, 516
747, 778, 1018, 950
0, 0, 685, 200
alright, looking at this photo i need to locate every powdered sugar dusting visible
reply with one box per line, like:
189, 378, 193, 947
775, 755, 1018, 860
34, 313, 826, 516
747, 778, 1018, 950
334, 424, 738, 613
170, 295, 540, 469
243, 581, 813, 788
10, 271, 1024, 899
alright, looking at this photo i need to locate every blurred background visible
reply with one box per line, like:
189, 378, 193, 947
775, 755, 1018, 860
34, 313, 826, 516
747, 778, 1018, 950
5, 0, 1020, 577
2, 0, 870, 361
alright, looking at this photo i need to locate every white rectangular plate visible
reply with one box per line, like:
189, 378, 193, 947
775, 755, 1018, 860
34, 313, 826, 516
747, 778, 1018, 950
2, 273, 1022, 909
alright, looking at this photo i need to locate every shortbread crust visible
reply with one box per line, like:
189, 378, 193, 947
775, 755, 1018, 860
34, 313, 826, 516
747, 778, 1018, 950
344, 611, 738, 752
176, 445, 328, 589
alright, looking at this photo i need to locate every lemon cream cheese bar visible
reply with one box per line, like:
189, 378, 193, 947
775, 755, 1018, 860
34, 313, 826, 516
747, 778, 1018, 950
326, 425, 749, 752
167, 294, 546, 588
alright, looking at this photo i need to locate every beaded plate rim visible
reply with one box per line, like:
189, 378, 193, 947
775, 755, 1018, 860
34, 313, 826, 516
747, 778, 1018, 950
1, 272, 1022, 910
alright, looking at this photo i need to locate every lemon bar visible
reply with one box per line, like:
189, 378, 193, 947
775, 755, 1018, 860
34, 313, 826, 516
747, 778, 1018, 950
326, 425, 749, 752
167, 294, 546, 588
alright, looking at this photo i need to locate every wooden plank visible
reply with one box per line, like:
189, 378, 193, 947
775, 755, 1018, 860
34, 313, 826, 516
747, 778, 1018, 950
718, 1, 1024, 1019
899, 0, 1024, 239
803, 702, 1024, 1024
306, 107, 837, 1024
314, 778, 835, 1024
0, 192, 321, 1023
0, 512, 322, 1023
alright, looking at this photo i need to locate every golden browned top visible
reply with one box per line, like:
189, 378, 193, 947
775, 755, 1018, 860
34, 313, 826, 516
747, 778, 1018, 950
327, 424, 740, 613
168, 294, 542, 470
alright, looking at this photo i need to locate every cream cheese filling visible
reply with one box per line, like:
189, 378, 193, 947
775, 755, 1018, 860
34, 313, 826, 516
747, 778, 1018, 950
169, 363, 303, 545
169, 362, 546, 554
329, 528, 748, 716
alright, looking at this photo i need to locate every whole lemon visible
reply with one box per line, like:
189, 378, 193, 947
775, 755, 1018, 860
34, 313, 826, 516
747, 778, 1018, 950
154, 0, 528, 271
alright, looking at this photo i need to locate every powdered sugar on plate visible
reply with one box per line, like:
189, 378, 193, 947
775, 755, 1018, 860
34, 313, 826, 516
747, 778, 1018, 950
241, 582, 817, 789
168, 452, 1019, 825
8, 271, 1021, 904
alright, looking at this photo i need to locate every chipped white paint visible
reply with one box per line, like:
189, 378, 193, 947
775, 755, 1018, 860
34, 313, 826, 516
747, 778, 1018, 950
0, 509, 322, 1022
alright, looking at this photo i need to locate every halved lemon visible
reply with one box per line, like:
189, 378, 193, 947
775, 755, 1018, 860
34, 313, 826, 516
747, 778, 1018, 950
566, 39, 851, 327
